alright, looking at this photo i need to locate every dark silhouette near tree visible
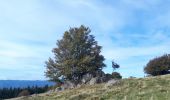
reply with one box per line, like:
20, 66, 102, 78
144, 54, 170, 76
111, 60, 122, 79
45, 25, 106, 84
112, 60, 120, 71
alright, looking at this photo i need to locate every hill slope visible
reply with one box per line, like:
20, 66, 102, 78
11, 75, 170, 100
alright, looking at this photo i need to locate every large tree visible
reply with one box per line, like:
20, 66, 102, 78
45, 25, 105, 83
144, 54, 170, 76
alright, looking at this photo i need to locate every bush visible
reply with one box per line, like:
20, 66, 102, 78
105, 73, 113, 79
112, 72, 122, 79
144, 54, 170, 76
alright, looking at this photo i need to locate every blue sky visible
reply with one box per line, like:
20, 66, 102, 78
0, 0, 170, 80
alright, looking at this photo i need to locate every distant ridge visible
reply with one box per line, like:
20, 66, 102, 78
0, 80, 55, 88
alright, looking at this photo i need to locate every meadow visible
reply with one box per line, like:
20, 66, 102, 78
12, 74, 170, 100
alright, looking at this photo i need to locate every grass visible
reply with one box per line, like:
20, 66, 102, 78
10, 74, 170, 100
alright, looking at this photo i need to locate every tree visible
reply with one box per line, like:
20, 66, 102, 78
45, 25, 106, 84
144, 54, 170, 76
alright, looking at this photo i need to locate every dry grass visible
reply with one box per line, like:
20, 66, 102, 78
8, 74, 170, 100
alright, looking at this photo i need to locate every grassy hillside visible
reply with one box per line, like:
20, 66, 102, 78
10, 75, 170, 100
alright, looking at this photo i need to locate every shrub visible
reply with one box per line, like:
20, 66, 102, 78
112, 72, 122, 79
144, 54, 170, 76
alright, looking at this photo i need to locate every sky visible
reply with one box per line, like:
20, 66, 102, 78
0, 0, 170, 80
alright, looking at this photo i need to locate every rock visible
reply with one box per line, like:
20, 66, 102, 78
89, 77, 100, 85
99, 77, 107, 83
103, 74, 113, 82
47, 90, 54, 93
62, 81, 75, 89
81, 73, 93, 84
104, 79, 120, 88
31, 94, 38, 97
55, 87, 64, 92
76, 84, 81, 88
92, 74, 113, 83
81, 71, 107, 84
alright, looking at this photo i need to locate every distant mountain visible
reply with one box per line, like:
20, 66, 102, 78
0, 80, 55, 88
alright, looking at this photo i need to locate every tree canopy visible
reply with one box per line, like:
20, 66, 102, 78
144, 54, 170, 76
45, 25, 105, 83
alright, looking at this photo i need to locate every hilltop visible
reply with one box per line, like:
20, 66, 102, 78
9, 74, 170, 100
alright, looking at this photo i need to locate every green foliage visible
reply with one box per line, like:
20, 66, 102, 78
0, 85, 49, 99
105, 73, 113, 79
112, 72, 122, 79
45, 25, 105, 83
144, 54, 170, 76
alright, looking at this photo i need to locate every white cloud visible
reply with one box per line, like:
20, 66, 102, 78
103, 43, 170, 61
0, 0, 170, 79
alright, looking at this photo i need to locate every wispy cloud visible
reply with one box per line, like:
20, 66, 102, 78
0, 0, 170, 79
